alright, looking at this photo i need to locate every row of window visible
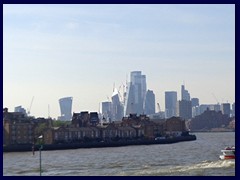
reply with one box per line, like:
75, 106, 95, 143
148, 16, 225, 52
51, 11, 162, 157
11, 125, 33, 130
11, 130, 33, 135
11, 135, 32, 140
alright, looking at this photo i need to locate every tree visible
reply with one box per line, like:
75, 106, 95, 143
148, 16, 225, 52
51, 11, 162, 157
52, 120, 71, 127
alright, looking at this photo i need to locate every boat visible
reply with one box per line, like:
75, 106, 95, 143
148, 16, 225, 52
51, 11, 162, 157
219, 146, 235, 160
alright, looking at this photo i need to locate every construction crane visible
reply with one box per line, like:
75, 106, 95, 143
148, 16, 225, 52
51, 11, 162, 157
211, 93, 219, 105
106, 96, 110, 102
157, 103, 161, 113
27, 96, 34, 116
118, 85, 123, 103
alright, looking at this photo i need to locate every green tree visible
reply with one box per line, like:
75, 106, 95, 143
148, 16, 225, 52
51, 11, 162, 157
52, 120, 71, 127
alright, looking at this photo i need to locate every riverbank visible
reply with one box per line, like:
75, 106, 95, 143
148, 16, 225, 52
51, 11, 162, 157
3, 135, 196, 152
190, 129, 234, 133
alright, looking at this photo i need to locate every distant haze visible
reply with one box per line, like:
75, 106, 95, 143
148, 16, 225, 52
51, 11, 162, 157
3, 4, 235, 119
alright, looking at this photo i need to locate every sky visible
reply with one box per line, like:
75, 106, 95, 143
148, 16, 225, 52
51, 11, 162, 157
3, 4, 235, 119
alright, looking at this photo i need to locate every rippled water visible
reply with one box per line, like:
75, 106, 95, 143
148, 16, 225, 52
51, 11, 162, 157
3, 132, 235, 176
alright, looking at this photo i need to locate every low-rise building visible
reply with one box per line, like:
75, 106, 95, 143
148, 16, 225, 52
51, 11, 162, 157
163, 116, 186, 137
3, 108, 34, 145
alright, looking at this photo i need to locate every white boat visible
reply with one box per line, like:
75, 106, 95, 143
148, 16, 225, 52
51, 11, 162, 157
219, 146, 235, 160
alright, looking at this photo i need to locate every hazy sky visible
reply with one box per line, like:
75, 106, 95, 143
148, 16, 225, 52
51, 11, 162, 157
3, 4, 235, 119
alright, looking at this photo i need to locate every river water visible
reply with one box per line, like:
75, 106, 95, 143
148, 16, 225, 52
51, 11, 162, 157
3, 132, 235, 176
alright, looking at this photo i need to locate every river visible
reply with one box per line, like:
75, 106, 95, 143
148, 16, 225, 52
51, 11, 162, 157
3, 132, 235, 176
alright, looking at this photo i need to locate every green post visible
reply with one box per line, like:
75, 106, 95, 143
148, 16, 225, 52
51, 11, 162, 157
38, 135, 43, 176
39, 145, 42, 176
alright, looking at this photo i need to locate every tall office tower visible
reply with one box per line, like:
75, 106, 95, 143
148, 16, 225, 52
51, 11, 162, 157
191, 98, 199, 118
192, 106, 200, 117
124, 82, 135, 116
112, 88, 124, 121
199, 104, 210, 114
221, 103, 231, 117
144, 90, 155, 115
165, 91, 177, 118
124, 71, 147, 116
58, 97, 73, 121
176, 100, 192, 120
191, 98, 199, 107
102, 101, 112, 121
208, 104, 221, 112
181, 85, 190, 101
232, 102, 235, 117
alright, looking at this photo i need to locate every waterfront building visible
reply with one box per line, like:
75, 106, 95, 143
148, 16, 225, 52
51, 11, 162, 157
72, 111, 90, 127
45, 126, 100, 144
164, 117, 187, 136
144, 90, 155, 115
3, 108, 52, 146
89, 112, 100, 126
124, 71, 147, 116
190, 108, 230, 131
228, 117, 235, 130
72, 111, 100, 127
58, 97, 73, 121
3, 106, 192, 146
165, 91, 177, 118
3, 108, 34, 145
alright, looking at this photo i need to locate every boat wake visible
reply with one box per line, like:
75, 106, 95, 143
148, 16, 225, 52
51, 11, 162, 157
118, 160, 235, 176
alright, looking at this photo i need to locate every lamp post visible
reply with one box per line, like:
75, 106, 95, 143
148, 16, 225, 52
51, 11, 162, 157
38, 135, 43, 176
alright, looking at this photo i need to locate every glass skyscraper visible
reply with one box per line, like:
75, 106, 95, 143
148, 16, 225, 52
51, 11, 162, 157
102, 101, 112, 121
111, 88, 123, 121
124, 71, 147, 116
181, 85, 190, 101
58, 97, 73, 121
165, 91, 177, 118
144, 90, 155, 115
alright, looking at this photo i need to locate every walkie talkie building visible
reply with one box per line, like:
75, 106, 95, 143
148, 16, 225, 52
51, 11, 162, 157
58, 97, 73, 121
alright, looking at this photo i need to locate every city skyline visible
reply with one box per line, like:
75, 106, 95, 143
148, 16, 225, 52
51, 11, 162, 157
3, 4, 235, 119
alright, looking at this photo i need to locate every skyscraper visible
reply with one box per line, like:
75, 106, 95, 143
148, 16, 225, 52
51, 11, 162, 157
124, 71, 147, 116
191, 98, 199, 118
102, 101, 112, 121
176, 100, 192, 120
191, 98, 199, 107
111, 88, 123, 121
181, 85, 190, 101
221, 103, 231, 117
144, 90, 155, 115
58, 97, 73, 121
165, 91, 177, 118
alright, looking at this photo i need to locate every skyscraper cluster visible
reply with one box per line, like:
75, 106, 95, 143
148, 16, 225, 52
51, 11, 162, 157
102, 71, 156, 122
100, 71, 234, 122
56, 71, 234, 122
